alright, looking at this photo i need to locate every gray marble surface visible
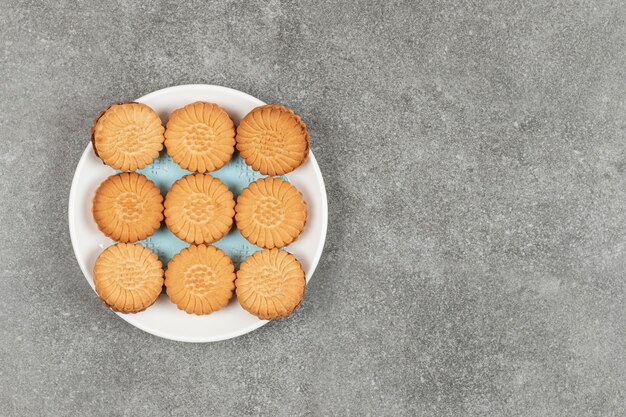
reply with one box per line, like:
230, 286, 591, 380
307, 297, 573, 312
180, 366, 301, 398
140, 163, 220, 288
1, 1, 625, 416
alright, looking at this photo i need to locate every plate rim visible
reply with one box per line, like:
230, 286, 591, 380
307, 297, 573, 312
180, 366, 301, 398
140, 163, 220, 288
68, 84, 328, 342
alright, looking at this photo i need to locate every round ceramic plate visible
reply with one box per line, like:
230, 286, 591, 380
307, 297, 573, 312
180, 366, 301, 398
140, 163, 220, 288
68, 85, 328, 342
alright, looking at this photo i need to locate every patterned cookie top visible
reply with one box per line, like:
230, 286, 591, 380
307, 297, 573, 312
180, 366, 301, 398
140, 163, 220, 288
236, 104, 309, 175
235, 177, 307, 249
165, 245, 236, 315
92, 172, 164, 243
92, 102, 165, 171
93, 243, 164, 313
165, 101, 235, 173
164, 173, 235, 245
235, 249, 306, 320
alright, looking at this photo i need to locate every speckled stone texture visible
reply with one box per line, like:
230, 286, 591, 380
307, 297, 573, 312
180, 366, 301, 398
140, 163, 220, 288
1, 1, 625, 416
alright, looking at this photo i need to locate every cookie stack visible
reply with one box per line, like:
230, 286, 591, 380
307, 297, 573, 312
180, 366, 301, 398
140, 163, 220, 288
90, 101, 310, 320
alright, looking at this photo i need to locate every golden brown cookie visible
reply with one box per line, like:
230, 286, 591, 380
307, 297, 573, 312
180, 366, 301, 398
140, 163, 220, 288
93, 243, 164, 313
92, 102, 165, 171
235, 249, 306, 320
236, 104, 309, 175
235, 177, 307, 249
164, 101, 236, 172
165, 245, 236, 315
92, 172, 164, 243
164, 174, 235, 244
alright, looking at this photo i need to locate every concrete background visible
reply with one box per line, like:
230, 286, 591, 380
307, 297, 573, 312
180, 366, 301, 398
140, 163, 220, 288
1, 0, 625, 416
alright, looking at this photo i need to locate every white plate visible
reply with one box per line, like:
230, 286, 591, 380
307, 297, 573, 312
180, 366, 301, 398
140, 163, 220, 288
68, 85, 328, 342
